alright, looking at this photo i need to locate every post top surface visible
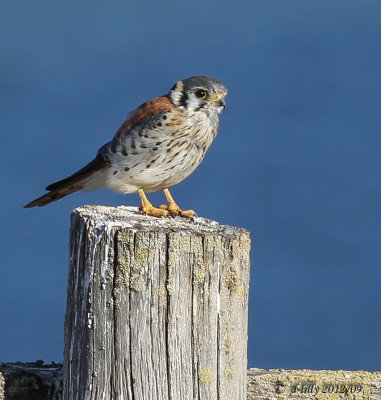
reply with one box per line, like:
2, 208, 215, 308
73, 205, 249, 237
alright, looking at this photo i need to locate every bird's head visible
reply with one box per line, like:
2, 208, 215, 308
169, 75, 227, 114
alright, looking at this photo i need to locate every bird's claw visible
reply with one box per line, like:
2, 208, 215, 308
139, 204, 168, 218
159, 204, 195, 220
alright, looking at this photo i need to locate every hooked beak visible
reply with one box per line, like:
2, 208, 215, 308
210, 93, 226, 109
216, 98, 226, 109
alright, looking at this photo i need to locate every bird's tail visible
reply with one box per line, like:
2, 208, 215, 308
24, 181, 85, 208
24, 153, 110, 208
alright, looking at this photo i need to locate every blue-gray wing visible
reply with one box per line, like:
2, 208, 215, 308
101, 95, 175, 158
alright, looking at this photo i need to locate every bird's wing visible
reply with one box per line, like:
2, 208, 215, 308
113, 95, 174, 141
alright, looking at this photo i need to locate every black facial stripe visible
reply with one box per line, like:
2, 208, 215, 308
179, 91, 188, 108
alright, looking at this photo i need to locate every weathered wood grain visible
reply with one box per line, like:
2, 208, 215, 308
63, 205, 250, 400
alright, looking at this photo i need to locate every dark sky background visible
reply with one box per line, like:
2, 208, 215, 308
1, 1, 380, 370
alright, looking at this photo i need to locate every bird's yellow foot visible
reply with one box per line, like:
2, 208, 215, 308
139, 203, 168, 218
160, 188, 195, 219
159, 203, 195, 219
138, 188, 168, 218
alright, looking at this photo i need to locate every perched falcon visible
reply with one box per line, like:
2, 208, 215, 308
25, 76, 227, 219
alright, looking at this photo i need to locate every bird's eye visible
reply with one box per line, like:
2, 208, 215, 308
195, 89, 208, 98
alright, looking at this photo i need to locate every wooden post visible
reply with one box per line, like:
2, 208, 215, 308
63, 205, 250, 400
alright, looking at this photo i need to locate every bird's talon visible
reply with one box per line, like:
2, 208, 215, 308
159, 204, 180, 217
139, 205, 168, 218
180, 209, 195, 220
160, 203, 195, 219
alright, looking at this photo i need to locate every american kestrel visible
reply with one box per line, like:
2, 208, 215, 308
25, 75, 227, 219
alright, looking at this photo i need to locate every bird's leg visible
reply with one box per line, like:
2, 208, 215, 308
138, 189, 168, 217
159, 188, 195, 219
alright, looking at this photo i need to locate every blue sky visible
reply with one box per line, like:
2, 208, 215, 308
1, 0, 380, 370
